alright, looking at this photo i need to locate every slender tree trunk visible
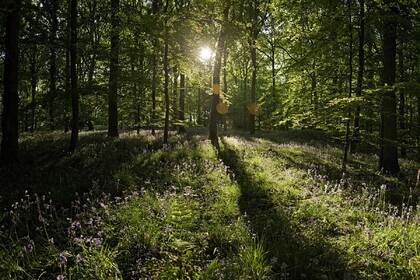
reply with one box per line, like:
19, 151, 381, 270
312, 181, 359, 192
30, 46, 37, 133
151, 0, 160, 136
271, 40, 276, 113
343, 0, 353, 172
179, 73, 186, 133
209, 1, 230, 147
136, 45, 145, 134
163, 28, 170, 144
351, 0, 365, 154
48, 0, 58, 130
311, 71, 318, 116
379, 0, 399, 174
172, 65, 178, 126
64, 28, 71, 133
197, 88, 202, 125
108, 0, 120, 137
151, 52, 157, 135
1, 0, 21, 163
417, 95, 420, 161
249, 0, 258, 135
398, 43, 406, 157
69, 0, 79, 152
223, 46, 228, 132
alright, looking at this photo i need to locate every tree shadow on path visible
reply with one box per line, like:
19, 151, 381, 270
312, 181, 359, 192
217, 137, 354, 280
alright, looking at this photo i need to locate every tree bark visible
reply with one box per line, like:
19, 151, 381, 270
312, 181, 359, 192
343, 0, 353, 172
379, 0, 399, 174
108, 0, 120, 137
1, 0, 21, 163
163, 28, 170, 143
351, 0, 365, 154
417, 95, 420, 161
249, 0, 258, 135
69, 0, 79, 152
209, 2, 230, 147
48, 0, 58, 130
179, 73, 186, 133
30, 46, 37, 133
398, 42, 406, 157
150, 0, 160, 136
172, 65, 178, 126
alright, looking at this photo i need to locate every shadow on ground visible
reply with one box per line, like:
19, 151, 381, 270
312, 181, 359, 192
217, 137, 354, 280
0, 131, 171, 208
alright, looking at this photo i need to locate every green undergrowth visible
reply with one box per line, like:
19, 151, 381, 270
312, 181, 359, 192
218, 135, 420, 279
0, 130, 419, 279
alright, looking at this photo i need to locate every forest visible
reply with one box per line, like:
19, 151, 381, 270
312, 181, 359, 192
1, 0, 420, 279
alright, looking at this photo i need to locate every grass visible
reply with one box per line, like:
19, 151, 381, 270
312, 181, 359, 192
0, 129, 419, 279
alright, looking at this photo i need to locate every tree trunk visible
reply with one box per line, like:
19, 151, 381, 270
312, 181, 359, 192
69, 0, 79, 152
379, 0, 399, 174
249, 0, 258, 135
197, 88, 202, 125
48, 0, 58, 130
163, 28, 170, 144
151, 0, 160, 136
271, 40, 276, 113
64, 0, 71, 133
172, 66, 178, 126
351, 0, 365, 154
108, 0, 120, 137
223, 45, 228, 132
417, 95, 420, 161
343, 0, 353, 172
209, 2, 230, 147
1, 0, 21, 163
398, 43, 406, 157
30, 46, 37, 133
179, 73, 186, 133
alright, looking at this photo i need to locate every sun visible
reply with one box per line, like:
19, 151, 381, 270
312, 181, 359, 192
199, 47, 213, 62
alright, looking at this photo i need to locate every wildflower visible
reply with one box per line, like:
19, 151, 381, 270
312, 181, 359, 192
59, 251, 70, 267
75, 254, 84, 263
74, 237, 81, 244
71, 220, 81, 229
24, 240, 34, 253
56, 275, 64, 280
93, 237, 102, 246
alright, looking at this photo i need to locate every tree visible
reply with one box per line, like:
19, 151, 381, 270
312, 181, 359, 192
69, 0, 79, 152
350, 0, 365, 154
108, 0, 120, 137
1, 0, 21, 163
379, 0, 400, 174
343, 0, 354, 171
179, 73, 186, 133
209, 1, 231, 147
163, 27, 170, 143
47, 0, 58, 130
249, 0, 259, 135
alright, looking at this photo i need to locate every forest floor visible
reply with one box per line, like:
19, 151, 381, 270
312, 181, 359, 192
1, 129, 420, 280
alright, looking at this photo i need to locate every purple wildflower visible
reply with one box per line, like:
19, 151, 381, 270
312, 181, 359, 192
75, 254, 84, 263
